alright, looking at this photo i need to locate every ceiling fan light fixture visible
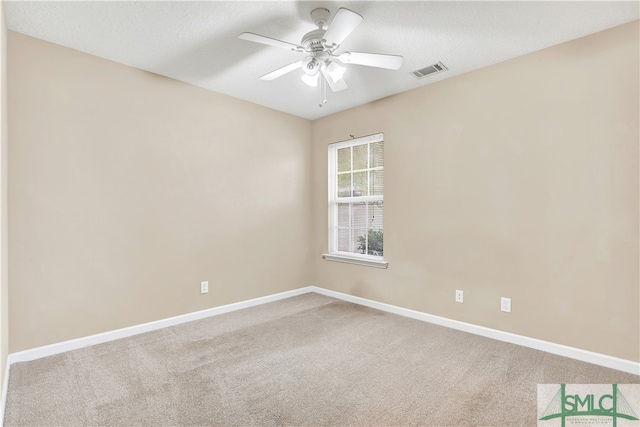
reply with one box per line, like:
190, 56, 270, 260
301, 73, 319, 87
326, 61, 346, 83
302, 56, 321, 76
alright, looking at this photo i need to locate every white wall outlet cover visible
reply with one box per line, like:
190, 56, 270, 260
455, 290, 463, 303
501, 297, 511, 313
200, 281, 209, 294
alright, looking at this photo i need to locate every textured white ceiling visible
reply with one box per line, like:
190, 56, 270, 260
4, 1, 639, 120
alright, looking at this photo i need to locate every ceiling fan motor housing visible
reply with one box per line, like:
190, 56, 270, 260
301, 28, 326, 52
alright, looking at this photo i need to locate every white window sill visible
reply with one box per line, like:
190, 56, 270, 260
322, 253, 388, 269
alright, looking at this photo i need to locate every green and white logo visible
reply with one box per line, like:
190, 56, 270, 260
538, 384, 640, 427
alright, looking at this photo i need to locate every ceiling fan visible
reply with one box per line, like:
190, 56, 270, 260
239, 7, 403, 97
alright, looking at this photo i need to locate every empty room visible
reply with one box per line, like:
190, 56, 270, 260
0, 1, 638, 426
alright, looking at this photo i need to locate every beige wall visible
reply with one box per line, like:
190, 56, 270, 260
1, 1, 8, 382
312, 21, 639, 362
8, 32, 312, 352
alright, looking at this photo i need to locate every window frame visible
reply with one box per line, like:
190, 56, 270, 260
324, 133, 388, 269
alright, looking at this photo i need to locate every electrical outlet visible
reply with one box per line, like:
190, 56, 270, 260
501, 297, 511, 313
200, 281, 209, 294
455, 290, 463, 303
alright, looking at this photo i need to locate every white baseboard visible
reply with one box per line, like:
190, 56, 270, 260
310, 286, 640, 376
8, 286, 314, 365
2, 284, 638, 425
5, 285, 639, 373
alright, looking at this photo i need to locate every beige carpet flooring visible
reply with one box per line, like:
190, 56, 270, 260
4, 293, 639, 426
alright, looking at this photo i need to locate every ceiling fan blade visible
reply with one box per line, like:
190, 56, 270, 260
323, 8, 363, 46
321, 67, 348, 92
337, 52, 403, 70
259, 60, 302, 81
239, 32, 303, 52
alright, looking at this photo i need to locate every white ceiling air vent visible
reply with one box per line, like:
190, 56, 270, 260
411, 62, 448, 79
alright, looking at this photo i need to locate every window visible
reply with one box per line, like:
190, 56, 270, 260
324, 133, 387, 269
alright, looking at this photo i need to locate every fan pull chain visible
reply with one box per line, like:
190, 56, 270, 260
318, 74, 327, 107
